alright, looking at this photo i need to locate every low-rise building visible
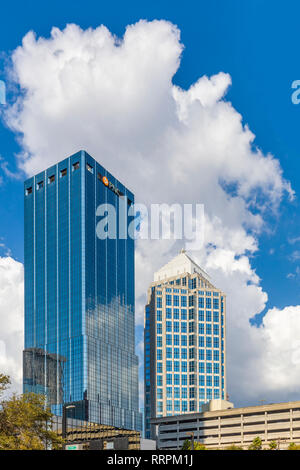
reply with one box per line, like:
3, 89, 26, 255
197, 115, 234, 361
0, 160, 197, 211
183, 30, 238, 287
152, 400, 300, 449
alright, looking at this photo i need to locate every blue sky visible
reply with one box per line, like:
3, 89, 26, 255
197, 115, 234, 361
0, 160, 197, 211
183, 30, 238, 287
1, 0, 300, 315
1, 0, 300, 406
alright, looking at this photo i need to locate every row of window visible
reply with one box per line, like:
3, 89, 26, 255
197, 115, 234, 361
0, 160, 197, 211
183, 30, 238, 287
156, 347, 223, 362
156, 309, 222, 322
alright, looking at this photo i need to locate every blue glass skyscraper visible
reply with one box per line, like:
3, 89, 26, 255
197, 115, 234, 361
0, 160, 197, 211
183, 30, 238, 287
23, 150, 141, 431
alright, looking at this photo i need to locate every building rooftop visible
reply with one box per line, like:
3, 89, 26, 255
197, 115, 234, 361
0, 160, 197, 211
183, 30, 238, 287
154, 249, 210, 282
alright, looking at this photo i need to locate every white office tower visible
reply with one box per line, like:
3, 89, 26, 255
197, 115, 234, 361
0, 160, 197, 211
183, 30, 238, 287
144, 250, 226, 439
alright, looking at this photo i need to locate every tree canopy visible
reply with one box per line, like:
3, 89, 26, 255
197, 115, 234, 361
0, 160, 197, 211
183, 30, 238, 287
0, 374, 64, 450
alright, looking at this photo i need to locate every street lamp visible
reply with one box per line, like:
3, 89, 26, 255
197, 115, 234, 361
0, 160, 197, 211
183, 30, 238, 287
62, 404, 76, 445
186, 432, 195, 450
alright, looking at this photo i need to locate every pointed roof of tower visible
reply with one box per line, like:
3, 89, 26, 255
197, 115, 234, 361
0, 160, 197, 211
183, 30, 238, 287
154, 250, 210, 282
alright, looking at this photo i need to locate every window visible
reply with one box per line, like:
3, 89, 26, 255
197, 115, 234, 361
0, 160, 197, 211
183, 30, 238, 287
156, 324, 162, 335
198, 297, 204, 309
213, 311, 219, 323
181, 361, 187, 372
156, 311, 162, 322
189, 296, 194, 307
72, 162, 80, 171
189, 322, 194, 333
60, 168, 67, 177
157, 402, 163, 413
166, 374, 172, 385
157, 349, 162, 361
181, 335, 187, 346
86, 163, 93, 173
157, 388, 163, 400
182, 388, 187, 399
174, 322, 180, 333
174, 348, 180, 359
181, 296, 187, 307
206, 311, 212, 322
174, 295, 179, 306
199, 310, 204, 321
174, 374, 180, 385
157, 363, 162, 373
166, 321, 172, 332
213, 298, 219, 309
37, 181, 44, 190
156, 297, 162, 308
166, 295, 172, 306
189, 401, 195, 412
174, 400, 180, 412
166, 361, 172, 372
167, 400, 172, 412
181, 309, 187, 320
174, 334, 180, 346
166, 347, 172, 359
213, 337, 219, 348
181, 322, 187, 333
206, 298, 212, 309
199, 349, 205, 361
25, 187, 32, 195
48, 175, 55, 184
174, 361, 180, 372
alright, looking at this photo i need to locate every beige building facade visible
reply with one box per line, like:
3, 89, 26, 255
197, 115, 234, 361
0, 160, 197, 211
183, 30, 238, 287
152, 400, 300, 449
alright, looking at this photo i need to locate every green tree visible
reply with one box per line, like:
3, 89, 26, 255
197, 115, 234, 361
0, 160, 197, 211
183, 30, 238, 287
182, 439, 191, 450
248, 436, 262, 450
269, 440, 277, 450
182, 439, 207, 450
194, 442, 207, 450
0, 374, 10, 395
288, 442, 300, 450
0, 375, 64, 450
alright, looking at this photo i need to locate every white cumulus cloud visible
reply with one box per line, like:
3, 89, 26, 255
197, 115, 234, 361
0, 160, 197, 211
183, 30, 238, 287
0, 256, 23, 393
1, 20, 299, 406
